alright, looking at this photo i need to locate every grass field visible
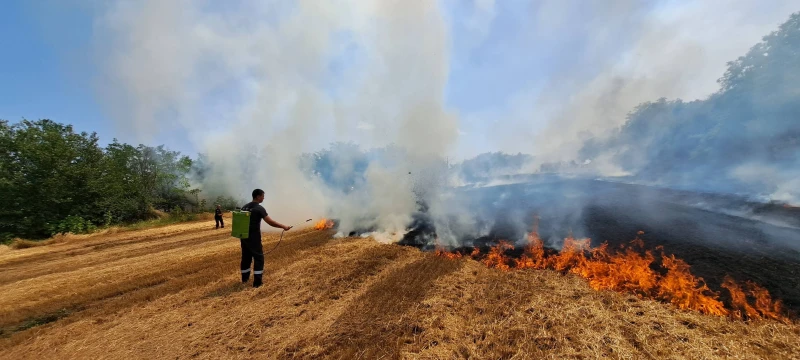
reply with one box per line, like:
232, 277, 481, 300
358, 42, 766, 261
0, 216, 798, 359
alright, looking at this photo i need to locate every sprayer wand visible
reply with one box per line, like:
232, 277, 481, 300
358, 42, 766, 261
264, 218, 313, 254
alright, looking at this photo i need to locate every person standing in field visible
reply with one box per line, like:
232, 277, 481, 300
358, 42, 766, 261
214, 205, 224, 229
239, 189, 292, 288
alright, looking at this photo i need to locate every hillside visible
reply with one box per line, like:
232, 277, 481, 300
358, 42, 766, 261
0, 219, 798, 359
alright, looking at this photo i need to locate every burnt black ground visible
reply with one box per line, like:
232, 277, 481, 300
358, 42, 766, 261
399, 176, 800, 314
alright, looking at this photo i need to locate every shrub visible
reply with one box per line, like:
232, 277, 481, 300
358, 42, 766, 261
49, 216, 95, 235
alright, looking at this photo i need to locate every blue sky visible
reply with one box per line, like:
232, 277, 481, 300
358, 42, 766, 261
1, 1, 795, 160
0, 1, 196, 153
0, 2, 104, 133
0, 0, 635, 157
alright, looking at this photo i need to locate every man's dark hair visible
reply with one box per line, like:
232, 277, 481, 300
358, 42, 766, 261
252, 189, 265, 199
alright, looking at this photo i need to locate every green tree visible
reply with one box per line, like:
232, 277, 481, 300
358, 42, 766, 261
100, 140, 147, 223
0, 120, 105, 239
0, 120, 206, 241
188, 188, 202, 212
579, 12, 800, 196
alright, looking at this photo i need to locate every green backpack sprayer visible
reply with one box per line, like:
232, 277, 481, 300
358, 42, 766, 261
231, 210, 251, 239
231, 209, 312, 254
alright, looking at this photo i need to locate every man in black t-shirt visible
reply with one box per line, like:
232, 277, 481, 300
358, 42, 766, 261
214, 205, 224, 229
239, 188, 292, 288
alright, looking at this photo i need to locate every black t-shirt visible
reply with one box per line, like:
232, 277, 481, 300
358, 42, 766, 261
241, 202, 268, 241
214, 208, 222, 217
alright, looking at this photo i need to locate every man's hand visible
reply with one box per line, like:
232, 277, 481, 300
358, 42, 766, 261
265, 215, 292, 231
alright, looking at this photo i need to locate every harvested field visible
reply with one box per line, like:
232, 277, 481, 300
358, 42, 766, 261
1, 217, 798, 359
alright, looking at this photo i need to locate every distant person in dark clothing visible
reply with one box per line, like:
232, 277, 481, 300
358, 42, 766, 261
239, 188, 292, 288
214, 205, 224, 229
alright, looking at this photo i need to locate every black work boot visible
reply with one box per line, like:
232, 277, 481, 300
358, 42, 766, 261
253, 274, 263, 288
241, 271, 250, 283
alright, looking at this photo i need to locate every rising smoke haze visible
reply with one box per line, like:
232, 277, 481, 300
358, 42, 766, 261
87, 1, 800, 243
93, 0, 458, 235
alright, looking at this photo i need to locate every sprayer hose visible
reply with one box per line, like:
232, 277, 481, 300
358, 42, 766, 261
263, 230, 286, 255
262, 219, 312, 255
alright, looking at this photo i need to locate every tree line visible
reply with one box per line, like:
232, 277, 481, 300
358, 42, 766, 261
579, 12, 800, 198
0, 119, 237, 241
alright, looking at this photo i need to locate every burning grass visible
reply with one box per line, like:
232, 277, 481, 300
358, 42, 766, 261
313, 218, 335, 230
0, 221, 798, 359
436, 222, 792, 324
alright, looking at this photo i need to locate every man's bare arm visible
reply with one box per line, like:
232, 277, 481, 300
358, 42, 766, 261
264, 215, 292, 231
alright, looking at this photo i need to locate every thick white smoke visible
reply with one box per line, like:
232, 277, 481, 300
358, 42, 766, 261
88, 0, 799, 243
529, 0, 798, 168
93, 0, 458, 233
449, 1, 797, 165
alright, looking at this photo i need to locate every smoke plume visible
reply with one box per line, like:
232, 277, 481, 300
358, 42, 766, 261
87, 0, 799, 244
92, 0, 457, 234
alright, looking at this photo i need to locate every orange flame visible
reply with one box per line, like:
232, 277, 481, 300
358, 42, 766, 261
657, 254, 727, 316
435, 218, 790, 322
313, 218, 334, 230
514, 223, 548, 270
435, 247, 463, 260
482, 241, 514, 271
722, 277, 786, 322
434, 238, 464, 260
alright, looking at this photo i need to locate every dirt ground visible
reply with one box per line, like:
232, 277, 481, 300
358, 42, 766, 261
1, 218, 798, 359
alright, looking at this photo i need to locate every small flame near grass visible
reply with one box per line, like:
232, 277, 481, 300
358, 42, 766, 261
314, 218, 335, 231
